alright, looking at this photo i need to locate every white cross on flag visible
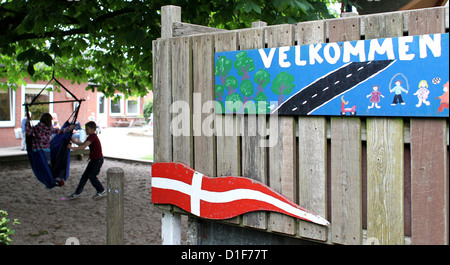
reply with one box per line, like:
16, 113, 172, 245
152, 162, 329, 226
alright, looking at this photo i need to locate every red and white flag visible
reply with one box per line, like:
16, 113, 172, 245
152, 162, 329, 226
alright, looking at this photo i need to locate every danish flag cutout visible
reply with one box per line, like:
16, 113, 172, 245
151, 162, 330, 226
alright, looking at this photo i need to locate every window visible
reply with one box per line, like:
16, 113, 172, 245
126, 96, 140, 116
0, 87, 15, 127
110, 94, 124, 116
98, 95, 106, 114
22, 84, 53, 122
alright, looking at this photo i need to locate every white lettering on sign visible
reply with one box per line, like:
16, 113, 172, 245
259, 48, 276, 68
257, 34, 443, 69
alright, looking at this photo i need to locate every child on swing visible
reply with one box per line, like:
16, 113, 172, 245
25, 112, 75, 186
25, 113, 75, 163
68, 121, 106, 200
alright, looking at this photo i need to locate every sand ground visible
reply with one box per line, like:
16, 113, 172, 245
0, 159, 187, 245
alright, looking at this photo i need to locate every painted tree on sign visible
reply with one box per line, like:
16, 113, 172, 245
254, 69, 271, 95
225, 75, 239, 95
253, 69, 271, 113
215, 84, 225, 102
272, 72, 295, 106
234, 51, 255, 80
215, 56, 233, 85
254, 90, 270, 114
239, 79, 255, 113
226, 93, 243, 113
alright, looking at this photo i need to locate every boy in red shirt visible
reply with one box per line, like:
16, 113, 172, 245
68, 121, 106, 199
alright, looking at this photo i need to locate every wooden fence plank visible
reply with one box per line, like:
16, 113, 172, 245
192, 34, 216, 177
214, 31, 241, 225
265, 24, 296, 235
171, 36, 193, 167
408, 7, 449, 245
328, 17, 363, 245
330, 118, 362, 245
153, 39, 173, 163
365, 12, 405, 245
239, 28, 268, 230
295, 20, 328, 242
268, 117, 296, 234
214, 31, 240, 178
366, 118, 405, 245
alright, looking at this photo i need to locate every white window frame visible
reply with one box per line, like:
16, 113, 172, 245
0, 87, 16, 127
21, 84, 54, 124
125, 96, 140, 116
109, 93, 124, 117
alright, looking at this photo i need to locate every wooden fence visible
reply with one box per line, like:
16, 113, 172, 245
152, 5, 449, 245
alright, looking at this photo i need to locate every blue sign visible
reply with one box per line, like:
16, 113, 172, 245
215, 33, 449, 117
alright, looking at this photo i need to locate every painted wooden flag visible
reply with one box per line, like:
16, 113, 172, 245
151, 162, 330, 226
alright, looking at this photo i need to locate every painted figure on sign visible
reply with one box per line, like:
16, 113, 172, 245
413, 80, 431, 107
436, 81, 449, 113
366, 85, 384, 109
390, 80, 408, 105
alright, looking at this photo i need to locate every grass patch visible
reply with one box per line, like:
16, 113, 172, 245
140, 154, 153, 161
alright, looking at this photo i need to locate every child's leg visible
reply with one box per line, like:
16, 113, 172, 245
43, 150, 51, 166
74, 160, 95, 194
87, 158, 105, 193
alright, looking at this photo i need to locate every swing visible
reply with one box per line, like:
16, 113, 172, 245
23, 75, 85, 189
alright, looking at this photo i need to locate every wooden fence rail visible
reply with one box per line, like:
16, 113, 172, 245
153, 5, 449, 245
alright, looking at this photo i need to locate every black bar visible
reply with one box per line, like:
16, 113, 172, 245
23, 99, 85, 106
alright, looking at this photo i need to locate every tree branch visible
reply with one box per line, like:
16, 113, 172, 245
5, 7, 136, 42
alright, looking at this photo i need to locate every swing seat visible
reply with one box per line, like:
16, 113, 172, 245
26, 121, 72, 189
23, 74, 85, 189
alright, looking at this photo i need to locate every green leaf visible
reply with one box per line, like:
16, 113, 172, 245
27, 63, 35, 76
17, 48, 36, 62
243, 2, 252, 13
34, 52, 54, 67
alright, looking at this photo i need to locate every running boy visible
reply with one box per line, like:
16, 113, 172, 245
68, 121, 106, 199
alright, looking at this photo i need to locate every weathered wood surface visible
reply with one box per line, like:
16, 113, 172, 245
171, 36, 193, 167
328, 16, 363, 245
296, 20, 328, 242
173, 22, 227, 37
192, 34, 216, 177
365, 12, 405, 245
408, 7, 449, 245
107, 167, 124, 245
265, 24, 296, 235
153, 38, 173, 163
239, 27, 268, 230
215, 31, 241, 225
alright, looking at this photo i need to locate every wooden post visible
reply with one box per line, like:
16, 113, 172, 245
161, 211, 182, 245
107, 167, 124, 245
158, 5, 183, 245
161, 5, 181, 39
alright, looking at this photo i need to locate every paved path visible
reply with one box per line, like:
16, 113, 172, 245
0, 127, 154, 163
98, 127, 154, 162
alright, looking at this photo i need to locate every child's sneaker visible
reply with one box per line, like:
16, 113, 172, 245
92, 190, 107, 200
68, 193, 82, 200
55, 179, 65, 187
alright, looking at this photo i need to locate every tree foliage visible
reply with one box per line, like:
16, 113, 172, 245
0, 0, 337, 97
272, 71, 295, 105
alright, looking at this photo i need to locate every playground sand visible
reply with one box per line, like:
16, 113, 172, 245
0, 159, 186, 245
